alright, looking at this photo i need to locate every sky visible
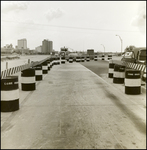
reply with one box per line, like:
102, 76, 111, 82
1, 1, 146, 53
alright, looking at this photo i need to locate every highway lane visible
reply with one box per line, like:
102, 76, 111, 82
80, 59, 109, 77
1, 62, 146, 149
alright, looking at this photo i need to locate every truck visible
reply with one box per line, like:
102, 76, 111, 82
121, 47, 146, 64
87, 49, 94, 60
121, 47, 146, 82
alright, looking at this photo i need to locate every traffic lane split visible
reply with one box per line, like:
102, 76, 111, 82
1, 62, 146, 149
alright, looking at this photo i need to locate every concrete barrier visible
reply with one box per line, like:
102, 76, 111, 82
1, 76, 19, 112
21, 68, 36, 91
125, 69, 141, 95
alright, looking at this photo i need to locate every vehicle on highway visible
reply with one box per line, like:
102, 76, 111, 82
121, 47, 146, 64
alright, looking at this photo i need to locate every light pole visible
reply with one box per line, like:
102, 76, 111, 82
101, 44, 105, 55
116, 34, 123, 56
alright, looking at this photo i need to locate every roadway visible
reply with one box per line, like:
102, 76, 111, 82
1, 60, 146, 149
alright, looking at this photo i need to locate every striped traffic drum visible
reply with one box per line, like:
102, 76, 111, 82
61, 56, 66, 64
42, 61, 48, 74
1, 76, 19, 112
118, 65, 126, 83
33, 64, 43, 81
21, 68, 36, 91
113, 64, 120, 83
108, 62, 115, 78
125, 69, 141, 95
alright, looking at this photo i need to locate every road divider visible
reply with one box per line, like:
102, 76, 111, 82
21, 68, 36, 91
1, 76, 19, 112
125, 69, 141, 95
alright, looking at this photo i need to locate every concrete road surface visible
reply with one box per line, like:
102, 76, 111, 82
1, 62, 146, 149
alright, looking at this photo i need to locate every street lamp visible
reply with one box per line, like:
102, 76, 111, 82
116, 34, 123, 56
101, 44, 105, 55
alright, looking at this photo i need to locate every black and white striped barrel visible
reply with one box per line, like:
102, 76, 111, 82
113, 64, 121, 83
57, 57, 60, 65
76, 56, 81, 62
86, 56, 90, 61
33, 64, 43, 81
125, 69, 141, 95
47, 60, 51, 71
94, 56, 98, 61
102, 54, 105, 60
50, 58, 53, 68
1, 76, 19, 112
108, 62, 115, 78
108, 54, 112, 60
61, 56, 66, 64
118, 65, 126, 83
21, 68, 36, 91
42, 61, 48, 74
81, 57, 85, 62
69, 57, 73, 63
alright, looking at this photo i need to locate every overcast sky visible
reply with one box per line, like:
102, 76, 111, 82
1, 1, 146, 52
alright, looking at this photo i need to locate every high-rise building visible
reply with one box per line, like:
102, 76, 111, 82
42, 39, 53, 54
18, 39, 27, 49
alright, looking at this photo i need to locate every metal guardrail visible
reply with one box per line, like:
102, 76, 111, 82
1, 57, 50, 79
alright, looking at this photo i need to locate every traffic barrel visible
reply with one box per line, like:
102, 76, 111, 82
47, 60, 51, 71
76, 56, 81, 62
69, 57, 73, 63
102, 54, 105, 60
42, 61, 48, 74
94, 56, 98, 61
125, 69, 141, 95
113, 64, 121, 83
33, 64, 43, 81
118, 65, 126, 83
61, 56, 66, 64
1, 76, 19, 112
57, 57, 60, 65
21, 68, 36, 91
81, 56, 85, 62
108, 54, 112, 60
108, 62, 115, 78
86, 56, 90, 61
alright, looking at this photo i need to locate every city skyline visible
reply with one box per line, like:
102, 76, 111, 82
1, 1, 146, 52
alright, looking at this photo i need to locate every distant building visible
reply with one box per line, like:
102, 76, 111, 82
35, 45, 42, 53
42, 39, 53, 54
18, 39, 27, 49
1, 44, 14, 53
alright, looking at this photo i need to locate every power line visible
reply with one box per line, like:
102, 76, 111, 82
1, 20, 141, 33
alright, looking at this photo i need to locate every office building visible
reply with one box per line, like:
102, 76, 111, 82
42, 39, 53, 54
18, 39, 27, 49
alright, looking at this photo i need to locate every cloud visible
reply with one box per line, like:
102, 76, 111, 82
131, 2, 146, 34
1, 1, 29, 13
45, 8, 65, 21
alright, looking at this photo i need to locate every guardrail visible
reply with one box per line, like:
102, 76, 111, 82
1, 57, 50, 79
